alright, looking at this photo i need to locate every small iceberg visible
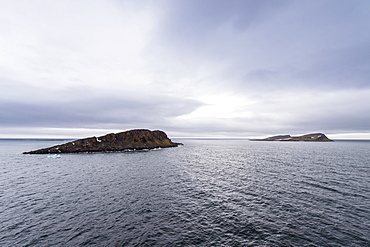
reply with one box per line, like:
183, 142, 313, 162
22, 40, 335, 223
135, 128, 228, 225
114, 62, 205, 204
48, 154, 61, 158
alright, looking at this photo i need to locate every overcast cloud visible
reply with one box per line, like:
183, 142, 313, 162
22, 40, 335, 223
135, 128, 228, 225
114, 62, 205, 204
1, 0, 370, 138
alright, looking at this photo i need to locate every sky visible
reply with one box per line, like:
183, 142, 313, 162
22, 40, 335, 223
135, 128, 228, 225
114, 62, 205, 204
1, 0, 370, 139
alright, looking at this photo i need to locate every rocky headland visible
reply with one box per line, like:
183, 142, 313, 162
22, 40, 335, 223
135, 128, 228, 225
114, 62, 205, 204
23, 129, 182, 154
250, 133, 334, 142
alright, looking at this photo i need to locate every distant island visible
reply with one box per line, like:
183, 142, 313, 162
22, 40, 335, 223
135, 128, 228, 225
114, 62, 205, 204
23, 129, 182, 154
250, 133, 334, 142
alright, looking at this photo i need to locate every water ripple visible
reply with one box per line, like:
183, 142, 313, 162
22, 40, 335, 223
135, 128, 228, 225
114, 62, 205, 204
0, 140, 369, 246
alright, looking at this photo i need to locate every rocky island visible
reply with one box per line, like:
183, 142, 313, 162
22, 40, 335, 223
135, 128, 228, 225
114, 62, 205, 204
23, 129, 182, 154
250, 133, 334, 142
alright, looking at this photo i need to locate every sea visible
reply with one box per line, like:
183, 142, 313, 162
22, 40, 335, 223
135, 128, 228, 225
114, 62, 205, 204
0, 138, 369, 246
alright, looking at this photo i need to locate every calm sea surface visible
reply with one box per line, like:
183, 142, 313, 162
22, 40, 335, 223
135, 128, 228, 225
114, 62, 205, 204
0, 139, 369, 246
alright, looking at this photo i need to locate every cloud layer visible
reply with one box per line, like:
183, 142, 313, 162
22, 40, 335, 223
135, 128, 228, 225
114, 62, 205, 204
1, 0, 370, 138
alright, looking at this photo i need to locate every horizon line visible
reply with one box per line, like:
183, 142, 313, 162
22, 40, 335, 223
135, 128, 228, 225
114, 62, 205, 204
1, 137, 370, 141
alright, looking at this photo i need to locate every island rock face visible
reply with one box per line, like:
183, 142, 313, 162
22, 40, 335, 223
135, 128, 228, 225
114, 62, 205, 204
251, 133, 334, 142
23, 129, 182, 154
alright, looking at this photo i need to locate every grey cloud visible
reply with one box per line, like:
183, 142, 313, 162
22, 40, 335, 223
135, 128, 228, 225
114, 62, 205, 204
238, 42, 370, 91
292, 102, 370, 134
152, 0, 370, 91
244, 69, 279, 84
0, 84, 202, 129
296, 43, 370, 89
161, 0, 289, 40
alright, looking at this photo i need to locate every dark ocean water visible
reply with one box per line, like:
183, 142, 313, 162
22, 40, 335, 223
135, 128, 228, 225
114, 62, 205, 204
0, 139, 369, 246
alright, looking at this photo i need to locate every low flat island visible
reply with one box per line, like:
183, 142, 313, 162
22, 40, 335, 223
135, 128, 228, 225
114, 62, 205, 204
23, 129, 182, 154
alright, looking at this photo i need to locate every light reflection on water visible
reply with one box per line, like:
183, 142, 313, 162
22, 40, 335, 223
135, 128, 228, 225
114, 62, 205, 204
0, 139, 369, 246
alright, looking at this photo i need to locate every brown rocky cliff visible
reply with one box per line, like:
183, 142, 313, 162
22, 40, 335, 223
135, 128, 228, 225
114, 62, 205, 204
23, 129, 182, 154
